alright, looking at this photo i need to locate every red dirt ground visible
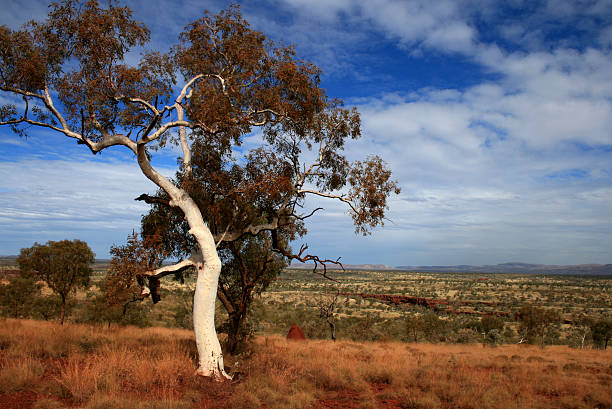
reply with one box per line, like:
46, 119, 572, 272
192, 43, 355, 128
0, 392, 38, 409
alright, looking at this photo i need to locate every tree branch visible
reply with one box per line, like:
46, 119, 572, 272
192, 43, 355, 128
212, 218, 281, 244
134, 193, 170, 206
293, 207, 323, 220
142, 258, 195, 279
271, 231, 341, 281
2, 84, 138, 154
297, 189, 359, 214
114, 94, 159, 116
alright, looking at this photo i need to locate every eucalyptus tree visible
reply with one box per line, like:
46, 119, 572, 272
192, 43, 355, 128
17, 239, 94, 325
0, 1, 399, 379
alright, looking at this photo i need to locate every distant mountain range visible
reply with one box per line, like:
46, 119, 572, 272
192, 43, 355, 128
3, 255, 610, 275
290, 262, 612, 275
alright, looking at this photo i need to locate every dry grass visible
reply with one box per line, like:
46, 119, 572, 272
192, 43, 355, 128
0, 318, 610, 408
0, 356, 44, 393
235, 337, 612, 409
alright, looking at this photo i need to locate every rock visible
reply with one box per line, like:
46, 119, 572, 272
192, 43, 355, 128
286, 325, 306, 340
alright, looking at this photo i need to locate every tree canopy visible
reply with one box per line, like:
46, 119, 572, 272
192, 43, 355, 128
1, 0, 399, 379
17, 239, 94, 324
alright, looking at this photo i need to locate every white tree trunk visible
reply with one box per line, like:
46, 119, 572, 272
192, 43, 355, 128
185, 204, 231, 380
193, 264, 226, 377
136, 147, 230, 380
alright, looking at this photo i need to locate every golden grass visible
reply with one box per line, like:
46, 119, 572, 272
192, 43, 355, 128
0, 355, 44, 393
236, 337, 612, 409
0, 318, 610, 409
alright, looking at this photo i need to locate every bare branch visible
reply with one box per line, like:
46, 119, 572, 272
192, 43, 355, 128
0, 85, 45, 100
140, 112, 161, 140
215, 223, 232, 248
271, 231, 342, 281
137, 258, 195, 304
174, 76, 198, 176
177, 74, 207, 104
2, 84, 138, 154
134, 193, 170, 206
139, 119, 195, 143
298, 189, 359, 214
141, 258, 195, 279
293, 207, 323, 220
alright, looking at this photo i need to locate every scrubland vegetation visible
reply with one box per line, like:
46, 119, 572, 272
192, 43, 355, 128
2, 264, 611, 348
0, 319, 610, 409
1, 260, 611, 407
253, 269, 611, 347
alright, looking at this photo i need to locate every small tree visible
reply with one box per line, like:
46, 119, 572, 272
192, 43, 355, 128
591, 319, 611, 350
81, 233, 161, 327
0, 275, 42, 318
0, 275, 61, 320
17, 239, 94, 325
568, 313, 593, 349
216, 235, 286, 353
481, 315, 504, 333
317, 290, 341, 341
420, 312, 447, 343
405, 313, 424, 342
515, 305, 560, 347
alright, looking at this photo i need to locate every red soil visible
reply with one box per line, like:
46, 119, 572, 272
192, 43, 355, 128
0, 392, 37, 409
342, 292, 510, 317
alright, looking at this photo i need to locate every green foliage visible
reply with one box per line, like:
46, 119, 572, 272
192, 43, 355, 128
217, 235, 287, 352
515, 305, 561, 346
481, 315, 504, 333
166, 288, 193, 330
483, 329, 503, 346
591, 319, 612, 349
18, 240, 94, 297
453, 328, 481, 344
0, 275, 42, 318
0, 275, 65, 320
17, 239, 94, 324
79, 287, 151, 328
405, 313, 425, 342
420, 312, 449, 343
85, 233, 164, 327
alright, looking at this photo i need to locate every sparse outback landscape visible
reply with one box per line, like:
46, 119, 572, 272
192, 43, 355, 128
1, 0, 611, 408
1, 262, 611, 409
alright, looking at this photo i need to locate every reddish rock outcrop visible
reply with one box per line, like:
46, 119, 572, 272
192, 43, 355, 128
340, 292, 510, 317
286, 325, 306, 340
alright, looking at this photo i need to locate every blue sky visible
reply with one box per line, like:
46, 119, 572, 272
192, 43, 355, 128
0, 0, 611, 266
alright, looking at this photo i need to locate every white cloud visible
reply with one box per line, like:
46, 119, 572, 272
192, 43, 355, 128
1, 0, 611, 265
0, 157, 172, 257
336, 69, 612, 264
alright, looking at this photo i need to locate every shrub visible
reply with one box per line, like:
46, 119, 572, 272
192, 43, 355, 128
0, 276, 42, 318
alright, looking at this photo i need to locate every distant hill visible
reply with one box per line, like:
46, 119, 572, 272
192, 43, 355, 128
290, 261, 612, 275
396, 262, 612, 275
3, 255, 611, 275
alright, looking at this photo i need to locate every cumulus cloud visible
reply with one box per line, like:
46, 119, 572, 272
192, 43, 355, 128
335, 81, 612, 264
